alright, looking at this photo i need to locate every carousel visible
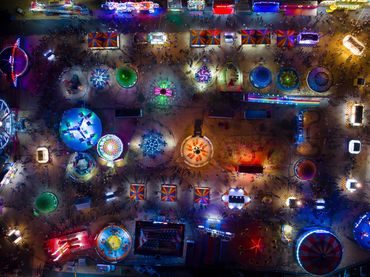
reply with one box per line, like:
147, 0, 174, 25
181, 136, 214, 167
59, 108, 102, 152
296, 229, 342, 275
306, 67, 333, 93
95, 224, 132, 263
67, 152, 98, 182
249, 66, 272, 89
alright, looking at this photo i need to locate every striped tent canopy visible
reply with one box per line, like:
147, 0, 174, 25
161, 184, 177, 202
194, 187, 210, 205
241, 30, 256, 44
206, 30, 221, 45
276, 30, 296, 48
88, 32, 119, 49
190, 30, 207, 46
255, 30, 271, 44
130, 184, 145, 201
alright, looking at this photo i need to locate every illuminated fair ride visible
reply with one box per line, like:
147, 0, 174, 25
294, 159, 317, 181
276, 67, 300, 91
249, 66, 272, 89
67, 152, 98, 182
116, 65, 138, 89
353, 212, 370, 250
296, 229, 342, 275
139, 130, 167, 159
34, 192, 59, 216
60, 67, 89, 101
59, 108, 102, 152
152, 79, 176, 106
0, 38, 29, 87
306, 67, 332, 93
181, 136, 214, 167
0, 99, 14, 150
95, 225, 132, 263
195, 64, 212, 84
97, 134, 124, 162
90, 68, 110, 90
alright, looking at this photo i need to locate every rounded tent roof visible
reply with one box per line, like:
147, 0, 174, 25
306, 67, 333, 93
34, 192, 59, 215
249, 66, 272, 89
296, 229, 342, 275
181, 136, 214, 167
116, 65, 138, 88
67, 152, 98, 182
97, 134, 124, 162
59, 108, 102, 152
95, 225, 132, 263
294, 159, 317, 181
276, 67, 300, 91
353, 212, 370, 250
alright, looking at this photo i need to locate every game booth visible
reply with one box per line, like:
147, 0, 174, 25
134, 221, 185, 256
88, 32, 119, 50
241, 30, 272, 45
296, 229, 342, 275
213, 0, 235, 14
95, 224, 132, 263
187, 0, 206, 11
190, 30, 221, 47
252, 0, 280, 13
280, 1, 318, 16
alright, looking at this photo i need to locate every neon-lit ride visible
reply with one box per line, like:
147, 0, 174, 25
213, 0, 235, 14
95, 225, 132, 263
247, 93, 323, 106
0, 99, 15, 150
217, 62, 243, 92
46, 230, 91, 262
277, 67, 300, 91
353, 212, 370, 250
306, 67, 332, 93
181, 136, 214, 167
294, 159, 317, 181
152, 79, 176, 106
139, 130, 167, 159
297, 32, 320, 45
90, 68, 110, 89
116, 65, 138, 89
296, 229, 342, 275
67, 152, 98, 183
221, 187, 251, 210
249, 66, 272, 89
34, 192, 59, 216
102, 1, 160, 14
59, 108, 102, 152
97, 134, 124, 162
195, 64, 212, 84
0, 38, 29, 87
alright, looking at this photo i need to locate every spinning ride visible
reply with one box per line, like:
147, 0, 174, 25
181, 136, 214, 167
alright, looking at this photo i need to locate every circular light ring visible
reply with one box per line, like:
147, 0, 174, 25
296, 229, 342, 275
97, 134, 124, 162
59, 108, 102, 152
249, 66, 272, 89
353, 212, 370, 250
95, 225, 132, 263
181, 136, 214, 167
139, 130, 167, 159
34, 192, 59, 215
294, 159, 317, 181
90, 68, 110, 89
116, 65, 138, 88
306, 67, 333, 93
0, 99, 13, 150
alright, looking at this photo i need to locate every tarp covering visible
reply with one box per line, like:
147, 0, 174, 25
88, 32, 119, 49
276, 30, 296, 48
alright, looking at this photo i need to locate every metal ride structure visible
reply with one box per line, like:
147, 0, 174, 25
0, 99, 15, 150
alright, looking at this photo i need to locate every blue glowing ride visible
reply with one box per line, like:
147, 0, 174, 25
139, 130, 167, 159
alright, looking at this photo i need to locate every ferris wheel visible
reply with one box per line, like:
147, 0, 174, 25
0, 99, 14, 150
